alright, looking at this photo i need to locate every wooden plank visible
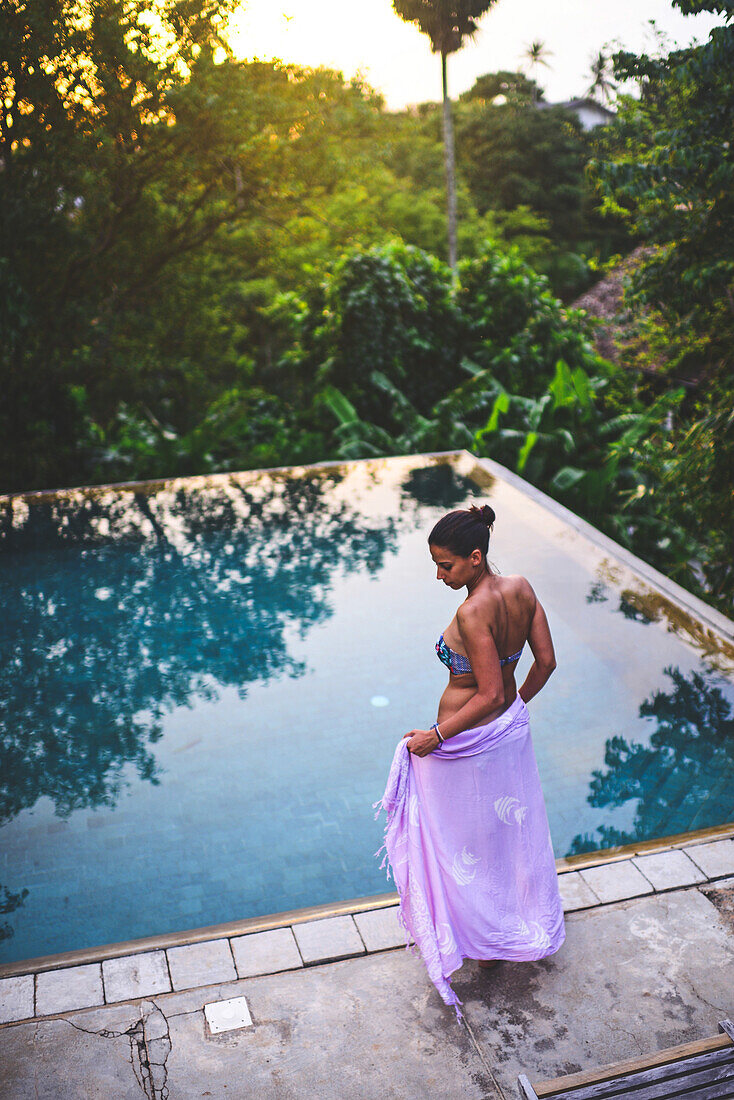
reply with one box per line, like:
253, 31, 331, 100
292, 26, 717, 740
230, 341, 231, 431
533, 1033, 733, 1096
628, 1079, 734, 1100
517, 1074, 540, 1100
551, 1050, 734, 1099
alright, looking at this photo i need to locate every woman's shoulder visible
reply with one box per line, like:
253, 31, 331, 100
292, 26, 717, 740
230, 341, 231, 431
504, 574, 538, 611
500, 573, 535, 596
462, 573, 535, 616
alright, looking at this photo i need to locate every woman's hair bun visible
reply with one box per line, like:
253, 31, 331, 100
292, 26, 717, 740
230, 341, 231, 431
429, 503, 494, 557
469, 503, 495, 528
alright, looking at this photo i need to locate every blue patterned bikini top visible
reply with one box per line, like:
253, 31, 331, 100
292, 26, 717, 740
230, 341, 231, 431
435, 633, 523, 676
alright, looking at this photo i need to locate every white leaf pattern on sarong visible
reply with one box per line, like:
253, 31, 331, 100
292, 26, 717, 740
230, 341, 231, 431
408, 793, 420, 827
452, 846, 480, 885
392, 831, 409, 867
526, 921, 552, 951
406, 877, 448, 989
436, 921, 457, 955
494, 794, 528, 825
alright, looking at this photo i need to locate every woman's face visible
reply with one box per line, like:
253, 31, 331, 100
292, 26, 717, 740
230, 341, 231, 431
429, 544, 480, 588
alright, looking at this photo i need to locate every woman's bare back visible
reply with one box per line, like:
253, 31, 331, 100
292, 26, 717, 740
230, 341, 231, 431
437, 573, 554, 726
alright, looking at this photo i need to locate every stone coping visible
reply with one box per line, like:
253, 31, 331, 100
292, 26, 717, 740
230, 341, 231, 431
1, 822, 731, 984
1, 830, 732, 1028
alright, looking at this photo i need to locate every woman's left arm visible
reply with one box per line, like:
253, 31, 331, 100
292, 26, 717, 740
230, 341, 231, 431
405, 603, 504, 756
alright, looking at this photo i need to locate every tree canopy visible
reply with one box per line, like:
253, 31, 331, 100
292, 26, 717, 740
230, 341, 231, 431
0, 0, 732, 619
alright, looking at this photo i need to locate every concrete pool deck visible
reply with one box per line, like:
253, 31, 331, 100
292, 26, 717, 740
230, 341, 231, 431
1, 829, 733, 1098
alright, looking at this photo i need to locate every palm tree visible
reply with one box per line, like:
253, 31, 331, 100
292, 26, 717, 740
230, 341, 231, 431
587, 50, 617, 105
521, 39, 553, 102
393, 1, 499, 269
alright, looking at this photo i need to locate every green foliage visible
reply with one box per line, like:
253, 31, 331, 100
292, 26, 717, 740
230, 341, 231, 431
459, 70, 542, 105
582, 0, 734, 610
1, 0, 731, 621
590, 1, 734, 375
308, 241, 464, 427
457, 245, 605, 391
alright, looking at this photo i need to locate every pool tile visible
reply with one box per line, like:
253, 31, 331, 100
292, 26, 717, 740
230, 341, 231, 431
557, 871, 601, 911
683, 840, 734, 880
36, 964, 104, 1016
0, 974, 34, 1024
353, 906, 412, 951
231, 927, 302, 978
102, 951, 171, 1003
632, 850, 707, 891
166, 939, 236, 991
579, 860, 654, 904
292, 915, 365, 965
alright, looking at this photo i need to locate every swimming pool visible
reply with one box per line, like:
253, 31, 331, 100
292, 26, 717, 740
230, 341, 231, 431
1, 451, 732, 964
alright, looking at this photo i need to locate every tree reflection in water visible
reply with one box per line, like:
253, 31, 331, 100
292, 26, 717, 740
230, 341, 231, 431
0, 883, 29, 944
569, 665, 734, 854
0, 471, 398, 825
400, 461, 486, 512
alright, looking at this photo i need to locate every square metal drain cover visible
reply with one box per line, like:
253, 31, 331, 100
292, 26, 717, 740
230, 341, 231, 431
204, 995, 253, 1034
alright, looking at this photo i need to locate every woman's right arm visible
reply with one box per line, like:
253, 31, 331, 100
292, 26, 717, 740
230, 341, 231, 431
518, 586, 556, 704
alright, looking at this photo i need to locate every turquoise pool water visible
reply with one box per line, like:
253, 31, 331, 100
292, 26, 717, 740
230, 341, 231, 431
1, 452, 733, 964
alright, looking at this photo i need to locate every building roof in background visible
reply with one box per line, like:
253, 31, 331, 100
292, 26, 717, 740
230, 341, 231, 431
536, 96, 616, 129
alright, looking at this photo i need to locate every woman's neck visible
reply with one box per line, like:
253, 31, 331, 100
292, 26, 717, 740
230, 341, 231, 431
465, 562, 489, 597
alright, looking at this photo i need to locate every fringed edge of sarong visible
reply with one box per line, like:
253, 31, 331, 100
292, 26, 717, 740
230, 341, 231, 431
372, 796, 393, 882
443, 989, 465, 1023
372, 797, 421, 962
395, 898, 421, 959
372, 751, 462, 1021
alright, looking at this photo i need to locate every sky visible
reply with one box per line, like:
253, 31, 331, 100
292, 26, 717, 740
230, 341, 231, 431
223, 0, 723, 109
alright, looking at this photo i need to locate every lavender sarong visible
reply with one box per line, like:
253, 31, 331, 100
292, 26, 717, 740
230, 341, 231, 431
373, 693, 565, 1020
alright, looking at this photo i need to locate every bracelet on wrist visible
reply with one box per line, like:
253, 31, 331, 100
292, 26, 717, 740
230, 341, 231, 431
431, 722, 445, 745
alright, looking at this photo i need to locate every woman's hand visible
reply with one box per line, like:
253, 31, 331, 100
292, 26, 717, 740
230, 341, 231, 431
403, 727, 440, 756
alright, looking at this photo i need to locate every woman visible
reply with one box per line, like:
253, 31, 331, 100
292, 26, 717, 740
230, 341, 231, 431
374, 503, 565, 1020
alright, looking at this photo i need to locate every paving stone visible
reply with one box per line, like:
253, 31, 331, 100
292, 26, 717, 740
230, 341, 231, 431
2, 886, 733, 1100
683, 839, 734, 880
557, 871, 601, 911
231, 927, 303, 978
166, 939, 236, 992
632, 849, 707, 891
353, 907, 412, 951
36, 963, 104, 1016
457, 886, 734, 1098
102, 950, 171, 1003
0, 974, 33, 1024
579, 859, 654, 904
292, 915, 365, 965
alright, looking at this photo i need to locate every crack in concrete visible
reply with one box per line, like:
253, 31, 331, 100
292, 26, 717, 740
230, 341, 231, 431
64, 999, 172, 1099
125, 1001, 172, 1100
608, 1021, 645, 1057
33, 1021, 40, 1100
460, 1012, 508, 1100
683, 975, 728, 1018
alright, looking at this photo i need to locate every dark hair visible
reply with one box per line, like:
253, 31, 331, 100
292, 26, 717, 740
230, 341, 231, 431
428, 503, 496, 558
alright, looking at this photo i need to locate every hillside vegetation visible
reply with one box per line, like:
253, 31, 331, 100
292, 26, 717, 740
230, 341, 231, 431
1, 0, 731, 615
